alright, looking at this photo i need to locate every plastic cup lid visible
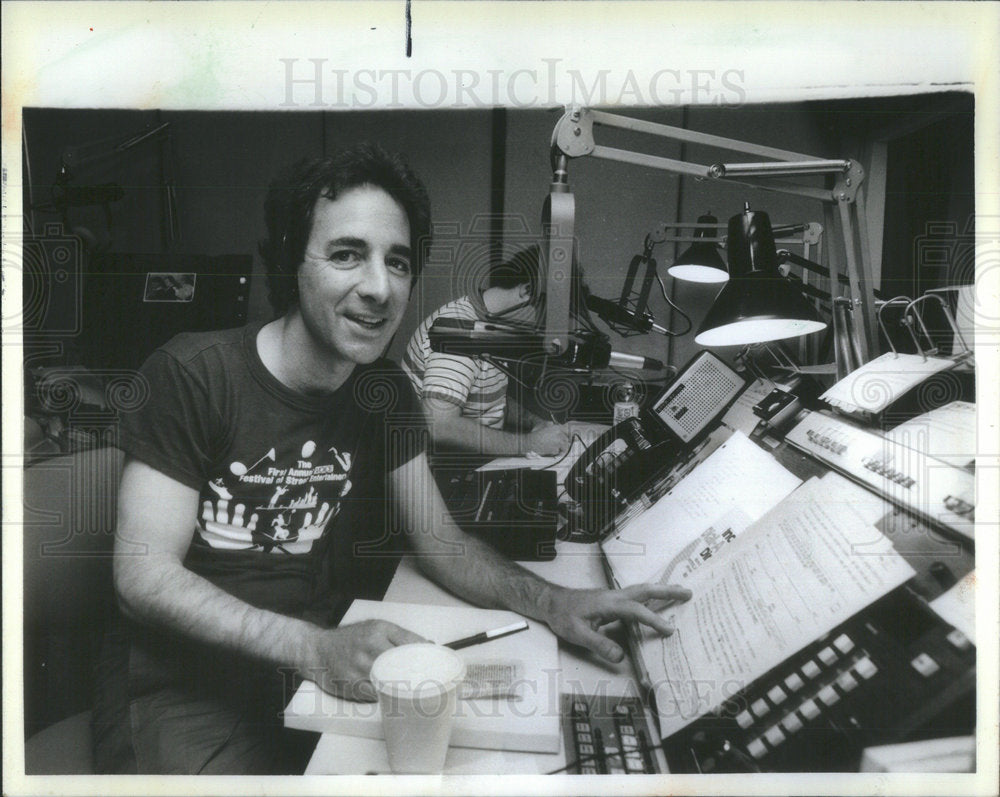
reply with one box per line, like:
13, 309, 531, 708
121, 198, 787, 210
370, 643, 466, 696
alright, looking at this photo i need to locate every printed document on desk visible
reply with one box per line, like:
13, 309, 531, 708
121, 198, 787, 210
885, 400, 976, 470
641, 478, 916, 740
284, 600, 561, 753
820, 352, 954, 415
602, 431, 803, 589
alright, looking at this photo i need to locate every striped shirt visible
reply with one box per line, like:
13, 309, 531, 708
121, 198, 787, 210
402, 296, 508, 429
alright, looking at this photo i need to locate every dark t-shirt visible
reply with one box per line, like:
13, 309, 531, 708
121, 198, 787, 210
118, 323, 427, 624
95, 327, 428, 772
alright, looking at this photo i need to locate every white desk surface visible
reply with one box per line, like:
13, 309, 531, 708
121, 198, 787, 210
304, 541, 641, 775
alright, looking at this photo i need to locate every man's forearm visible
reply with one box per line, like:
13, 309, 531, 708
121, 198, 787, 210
392, 454, 557, 620
411, 528, 556, 620
115, 551, 317, 671
427, 412, 527, 456
393, 453, 690, 663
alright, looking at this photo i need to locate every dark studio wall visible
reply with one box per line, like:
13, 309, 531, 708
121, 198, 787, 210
22, 93, 973, 380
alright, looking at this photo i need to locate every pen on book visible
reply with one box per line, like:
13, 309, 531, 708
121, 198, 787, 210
442, 620, 529, 650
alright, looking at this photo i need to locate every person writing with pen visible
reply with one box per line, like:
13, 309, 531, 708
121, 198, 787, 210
92, 144, 692, 775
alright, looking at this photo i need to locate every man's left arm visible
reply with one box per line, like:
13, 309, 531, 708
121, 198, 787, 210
389, 452, 691, 663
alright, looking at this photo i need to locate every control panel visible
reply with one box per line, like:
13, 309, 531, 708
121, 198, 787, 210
661, 586, 975, 772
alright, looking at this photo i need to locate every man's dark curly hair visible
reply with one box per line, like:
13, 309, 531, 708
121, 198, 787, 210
488, 244, 542, 299
259, 144, 431, 315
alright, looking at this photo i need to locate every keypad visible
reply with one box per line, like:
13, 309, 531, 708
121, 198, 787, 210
722, 640, 890, 767
562, 695, 659, 774
663, 585, 978, 775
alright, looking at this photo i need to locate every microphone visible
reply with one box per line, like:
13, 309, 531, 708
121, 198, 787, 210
428, 318, 664, 371
585, 294, 669, 336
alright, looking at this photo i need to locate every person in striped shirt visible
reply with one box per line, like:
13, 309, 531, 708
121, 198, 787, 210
403, 246, 571, 456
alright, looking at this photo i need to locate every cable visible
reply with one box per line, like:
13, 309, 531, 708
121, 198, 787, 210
548, 432, 586, 471
653, 265, 693, 337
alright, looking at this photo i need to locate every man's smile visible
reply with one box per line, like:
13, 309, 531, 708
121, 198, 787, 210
343, 311, 390, 331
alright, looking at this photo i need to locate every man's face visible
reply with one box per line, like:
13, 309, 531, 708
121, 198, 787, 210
295, 184, 412, 366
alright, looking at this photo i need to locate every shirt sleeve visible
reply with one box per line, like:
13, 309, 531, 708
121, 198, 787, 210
382, 364, 429, 471
419, 352, 478, 408
117, 348, 219, 490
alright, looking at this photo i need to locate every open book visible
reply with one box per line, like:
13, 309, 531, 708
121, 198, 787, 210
602, 434, 916, 740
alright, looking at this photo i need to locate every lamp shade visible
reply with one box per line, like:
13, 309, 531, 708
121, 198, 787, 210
667, 213, 729, 283
694, 205, 827, 346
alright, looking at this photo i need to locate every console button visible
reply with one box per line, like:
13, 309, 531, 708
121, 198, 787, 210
836, 672, 859, 692
910, 652, 941, 677
764, 725, 786, 746
854, 656, 878, 679
784, 673, 805, 692
746, 738, 768, 759
781, 713, 803, 733
767, 685, 788, 705
799, 699, 821, 720
817, 685, 840, 706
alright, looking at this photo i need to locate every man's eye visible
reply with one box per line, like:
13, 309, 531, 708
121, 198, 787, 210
388, 257, 412, 275
329, 250, 360, 265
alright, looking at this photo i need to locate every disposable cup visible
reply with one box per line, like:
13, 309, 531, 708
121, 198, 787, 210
369, 643, 466, 774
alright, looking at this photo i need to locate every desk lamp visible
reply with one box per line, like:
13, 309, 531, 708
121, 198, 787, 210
667, 212, 729, 283
695, 204, 827, 346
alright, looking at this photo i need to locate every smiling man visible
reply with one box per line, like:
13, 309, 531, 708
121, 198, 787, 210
92, 144, 691, 775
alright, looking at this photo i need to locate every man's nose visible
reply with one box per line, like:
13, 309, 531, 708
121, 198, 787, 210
356, 258, 391, 303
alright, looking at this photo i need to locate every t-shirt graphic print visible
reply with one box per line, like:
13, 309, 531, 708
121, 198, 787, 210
199, 441, 354, 554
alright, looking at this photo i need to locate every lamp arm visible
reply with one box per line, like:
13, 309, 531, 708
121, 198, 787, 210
545, 106, 877, 363
777, 249, 850, 286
